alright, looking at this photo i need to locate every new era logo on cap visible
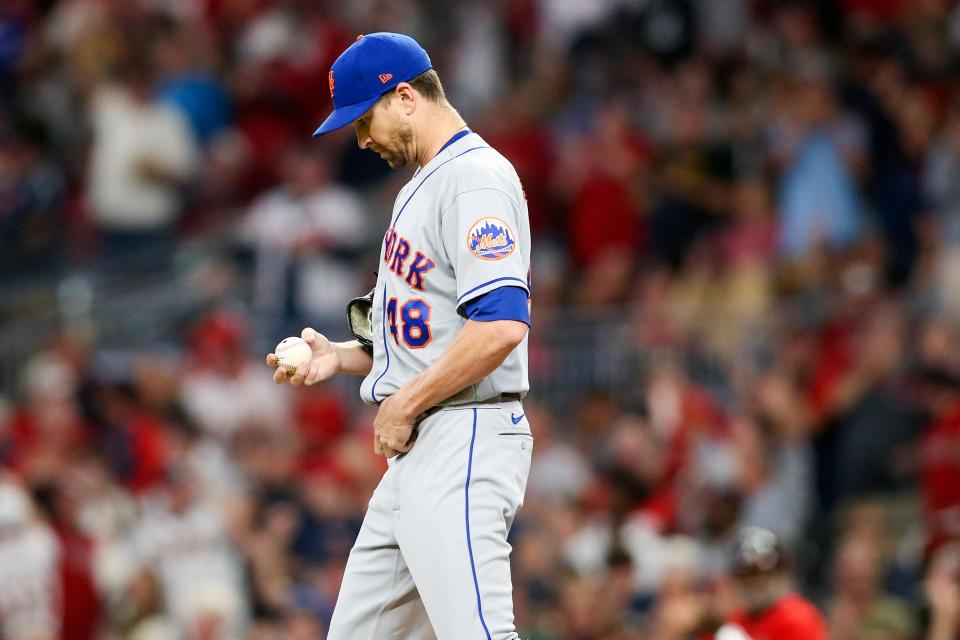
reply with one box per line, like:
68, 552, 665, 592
313, 32, 433, 137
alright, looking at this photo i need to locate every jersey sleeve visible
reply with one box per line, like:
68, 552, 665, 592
442, 188, 530, 312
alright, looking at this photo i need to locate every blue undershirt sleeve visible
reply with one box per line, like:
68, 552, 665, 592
460, 286, 530, 326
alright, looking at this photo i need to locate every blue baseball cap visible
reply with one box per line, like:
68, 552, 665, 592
313, 32, 432, 137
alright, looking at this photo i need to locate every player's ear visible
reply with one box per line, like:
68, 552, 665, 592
395, 82, 417, 115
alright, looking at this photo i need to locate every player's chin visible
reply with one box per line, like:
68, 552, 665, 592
375, 150, 408, 169
384, 156, 408, 169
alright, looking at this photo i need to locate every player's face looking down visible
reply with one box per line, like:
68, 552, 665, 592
353, 85, 416, 169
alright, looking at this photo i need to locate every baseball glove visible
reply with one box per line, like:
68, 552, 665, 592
347, 288, 375, 355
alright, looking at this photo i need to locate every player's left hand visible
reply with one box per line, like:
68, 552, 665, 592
373, 395, 417, 457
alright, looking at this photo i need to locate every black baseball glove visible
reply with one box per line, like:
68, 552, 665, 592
347, 288, 375, 355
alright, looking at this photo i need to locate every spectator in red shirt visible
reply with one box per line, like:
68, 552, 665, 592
32, 481, 101, 640
919, 366, 960, 558
719, 527, 828, 640
555, 101, 649, 306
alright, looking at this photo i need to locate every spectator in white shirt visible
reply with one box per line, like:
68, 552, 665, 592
133, 466, 247, 640
239, 145, 369, 334
87, 58, 197, 271
179, 312, 290, 442
0, 480, 60, 640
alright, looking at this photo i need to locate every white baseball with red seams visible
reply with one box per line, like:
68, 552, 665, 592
273, 337, 313, 374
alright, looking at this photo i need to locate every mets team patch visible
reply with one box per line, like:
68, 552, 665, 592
467, 217, 516, 261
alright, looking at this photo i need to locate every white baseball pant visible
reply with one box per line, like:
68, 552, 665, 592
326, 399, 532, 639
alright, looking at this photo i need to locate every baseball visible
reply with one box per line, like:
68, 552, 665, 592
274, 337, 313, 374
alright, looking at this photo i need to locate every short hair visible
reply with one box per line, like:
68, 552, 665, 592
380, 69, 446, 105
408, 69, 446, 103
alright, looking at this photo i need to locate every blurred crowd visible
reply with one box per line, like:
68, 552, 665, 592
5, 0, 960, 638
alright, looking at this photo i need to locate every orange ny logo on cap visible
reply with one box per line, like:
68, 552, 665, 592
328, 70, 335, 97
379, 73, 393, 84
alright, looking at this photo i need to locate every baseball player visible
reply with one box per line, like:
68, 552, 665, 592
266, 32, 532, 640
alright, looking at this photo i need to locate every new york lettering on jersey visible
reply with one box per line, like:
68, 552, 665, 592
382, 227, 436, 291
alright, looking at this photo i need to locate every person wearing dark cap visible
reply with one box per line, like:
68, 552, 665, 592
716, 527, 828, 640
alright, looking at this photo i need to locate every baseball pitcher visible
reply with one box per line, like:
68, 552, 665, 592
266, 32, 532, 640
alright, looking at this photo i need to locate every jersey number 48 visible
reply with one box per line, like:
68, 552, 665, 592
386, 298, 432, 349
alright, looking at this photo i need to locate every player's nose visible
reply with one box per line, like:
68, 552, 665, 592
357, 131, 373, 149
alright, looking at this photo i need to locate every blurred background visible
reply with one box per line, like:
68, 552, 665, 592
2, 0, 960, 638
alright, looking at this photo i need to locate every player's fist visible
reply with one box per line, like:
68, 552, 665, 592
372, 394, 417, 457
266, 328, 340, 385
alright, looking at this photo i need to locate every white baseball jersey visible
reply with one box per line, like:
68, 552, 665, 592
359, 130, 531, 405
0, 524, 60, 640
134, 496, 248, 639
328, 130, 534, 640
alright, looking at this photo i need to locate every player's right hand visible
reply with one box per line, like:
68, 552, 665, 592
266, 327, 340, 385
373, 435, 400, 458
